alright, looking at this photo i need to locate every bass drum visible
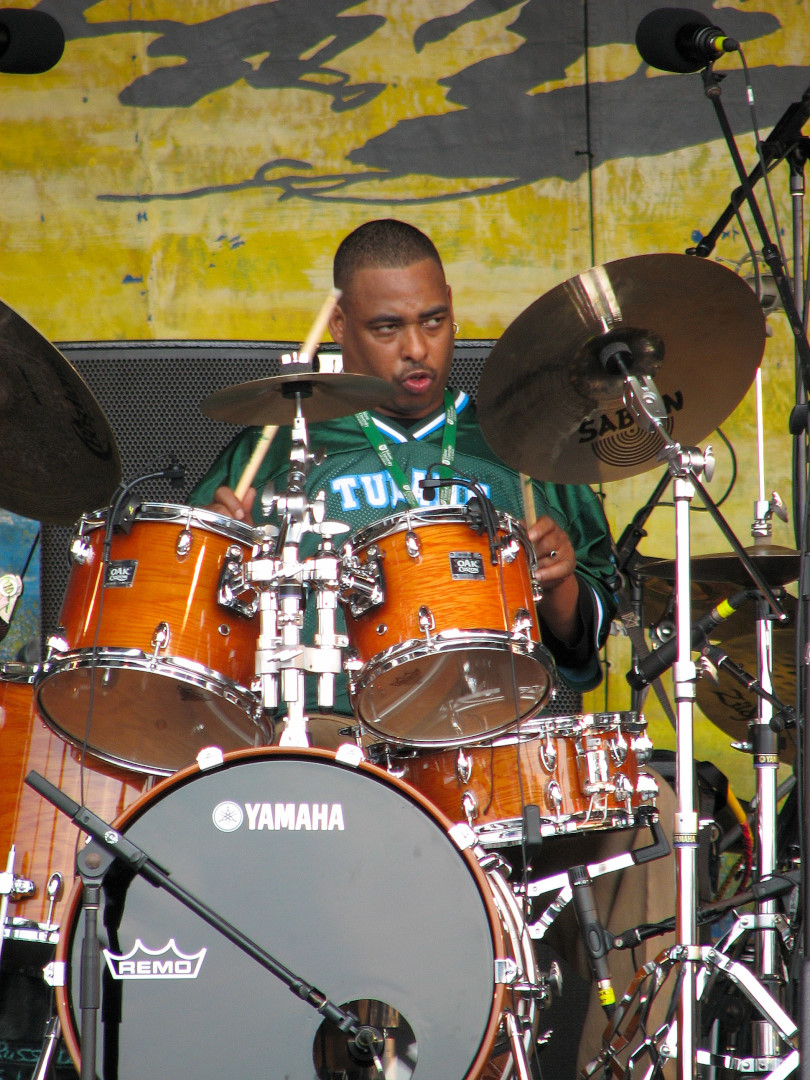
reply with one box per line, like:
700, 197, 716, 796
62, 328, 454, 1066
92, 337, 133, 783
56, 748, 538, 1080
0, 664, 151, 933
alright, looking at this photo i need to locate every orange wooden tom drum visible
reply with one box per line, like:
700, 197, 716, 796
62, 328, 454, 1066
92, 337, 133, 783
0, 665, 150, 939
341, 507, 555, 746
36, 503, 270, 776
388, 712, 659, 847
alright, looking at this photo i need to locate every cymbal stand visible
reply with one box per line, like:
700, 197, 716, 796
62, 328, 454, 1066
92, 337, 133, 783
601, 343, 786, 1080
221, 389, 350, 746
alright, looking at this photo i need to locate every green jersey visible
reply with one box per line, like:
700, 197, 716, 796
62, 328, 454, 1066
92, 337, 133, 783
191, 389, 617, 711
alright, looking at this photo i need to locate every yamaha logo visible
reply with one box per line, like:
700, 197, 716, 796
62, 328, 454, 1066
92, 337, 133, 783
212, 800, 345, 831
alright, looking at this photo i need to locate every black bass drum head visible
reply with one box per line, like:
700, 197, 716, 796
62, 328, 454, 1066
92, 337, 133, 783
56, 748, 505, 1079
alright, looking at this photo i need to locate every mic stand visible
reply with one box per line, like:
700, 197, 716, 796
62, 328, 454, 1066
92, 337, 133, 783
695, 65, 810, 390
24, 770, 380, 1069
604, 347, 786, 1080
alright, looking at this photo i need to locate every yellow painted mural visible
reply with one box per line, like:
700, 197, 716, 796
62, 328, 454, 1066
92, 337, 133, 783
0, 0, 807, 799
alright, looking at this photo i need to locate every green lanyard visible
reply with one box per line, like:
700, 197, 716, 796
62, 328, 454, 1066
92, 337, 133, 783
355, 389, 457, 508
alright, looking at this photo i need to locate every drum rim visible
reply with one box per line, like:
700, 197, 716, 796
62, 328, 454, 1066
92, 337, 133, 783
75, 501, 261, 546
352, 635, 556, 746
344, 504, 530, 551
34, 656, 266, 776
54, 745, 512, 1079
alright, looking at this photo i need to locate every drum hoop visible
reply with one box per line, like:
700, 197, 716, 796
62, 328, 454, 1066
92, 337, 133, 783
353, 636, 555, 746
345, 505, 529, 551
76, 502, 260, 547
53, 746, 511, 1078
35, 656, 265, 776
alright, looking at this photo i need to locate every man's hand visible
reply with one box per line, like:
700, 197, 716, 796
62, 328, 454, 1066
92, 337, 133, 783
206, 485, 256, 524
526, 515, 581, 645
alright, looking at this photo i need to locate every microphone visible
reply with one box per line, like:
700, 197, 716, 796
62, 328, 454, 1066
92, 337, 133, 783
0, 8, 64, 74
636, 7, 739, 74
569, 865, 616, 1017
626, 588, 752, 691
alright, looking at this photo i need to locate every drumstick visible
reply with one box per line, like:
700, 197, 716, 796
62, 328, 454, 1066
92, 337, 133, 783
520, 472, 537, 528
233, 288, 341, 501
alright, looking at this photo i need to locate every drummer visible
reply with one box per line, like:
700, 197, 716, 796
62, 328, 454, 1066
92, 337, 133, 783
192, 218, 616, 691
190, 218, 674, 1070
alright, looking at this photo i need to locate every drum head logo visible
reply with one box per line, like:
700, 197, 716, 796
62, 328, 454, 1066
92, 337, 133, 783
104, 939, 206, 980
212, 800, 244, 832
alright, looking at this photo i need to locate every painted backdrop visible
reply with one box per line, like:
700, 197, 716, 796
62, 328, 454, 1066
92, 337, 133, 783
1, 0, 809, 795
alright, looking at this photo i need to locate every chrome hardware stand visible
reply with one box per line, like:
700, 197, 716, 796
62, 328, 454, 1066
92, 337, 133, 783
240, 394, 349, 746
601, 344, 785, 1080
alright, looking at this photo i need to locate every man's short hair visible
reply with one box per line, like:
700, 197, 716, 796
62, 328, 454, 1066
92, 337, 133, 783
333, 219, 443, 292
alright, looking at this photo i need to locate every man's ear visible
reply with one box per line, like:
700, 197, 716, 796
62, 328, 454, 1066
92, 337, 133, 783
328, 303, 345, 344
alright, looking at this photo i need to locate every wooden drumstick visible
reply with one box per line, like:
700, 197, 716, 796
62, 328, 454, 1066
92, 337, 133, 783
233, 288, 341, 501
520, 472, 537, 528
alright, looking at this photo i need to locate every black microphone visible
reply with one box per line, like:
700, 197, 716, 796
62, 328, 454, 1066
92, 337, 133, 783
626, 588, 752, 691
0, 8, 64, 74
636, 7, 739, 74
569, 865, 616, 1017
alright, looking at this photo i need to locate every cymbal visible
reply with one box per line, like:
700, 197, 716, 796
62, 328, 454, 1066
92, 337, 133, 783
640, 545, 801, 589
0, 301, 120, 525
477, 253, 765, 484
695, 593, 796, 763
201, 371, 398, 426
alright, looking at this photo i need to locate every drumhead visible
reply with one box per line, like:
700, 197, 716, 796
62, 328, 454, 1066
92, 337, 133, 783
56, 749, 505, 1080
346, 505, 526, 552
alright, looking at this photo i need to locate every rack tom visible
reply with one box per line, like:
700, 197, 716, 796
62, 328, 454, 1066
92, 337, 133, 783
340, 506, 554, 746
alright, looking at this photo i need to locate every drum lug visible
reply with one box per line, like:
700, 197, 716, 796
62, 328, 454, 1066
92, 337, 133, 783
0, 870, 35, 900
495, 956, 520, 985
218, 546, 260, 619
614, 773, 634, 808
151, 622, 171, 658
418, 605, 435, 637
455, 747, 473, 784
500, 536, 521, 564
69, 534, 93, 565
631, 731, 654, 765
45, 630, 70, 656
405, 529, 421, 558
545, 779, 563, 815
461, 789, 479, 825
511, 608, 533, 638
609, 728, 628, 765
538, 738, 557, 773
175, 526, 193, 558
43, 961, 66, 988
636, 772, 659, 804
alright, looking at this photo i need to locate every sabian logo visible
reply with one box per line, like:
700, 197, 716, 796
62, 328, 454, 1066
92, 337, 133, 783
212, 801, 345, 832
104, 939, 206, 981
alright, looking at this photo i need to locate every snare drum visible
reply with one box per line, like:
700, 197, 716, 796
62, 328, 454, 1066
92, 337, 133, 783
56, 748, 539, 1080
0, 665, 149, 936
36, 503, 270, 775
341, 506, 555, 746
389, 712, 659, 847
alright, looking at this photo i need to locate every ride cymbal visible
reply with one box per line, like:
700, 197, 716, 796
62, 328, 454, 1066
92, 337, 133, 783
0, 301, 120, 525
477, 254, 765, 484
201, 371, 398, 426
640, 545, 801, 589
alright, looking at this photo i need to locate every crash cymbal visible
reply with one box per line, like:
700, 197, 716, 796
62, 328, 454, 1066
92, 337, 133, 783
201, 371, 399, 426
695, 593, 796, 763
640, 545, 801, 589
477, 253, 765, 484
0, 301, 120, 525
